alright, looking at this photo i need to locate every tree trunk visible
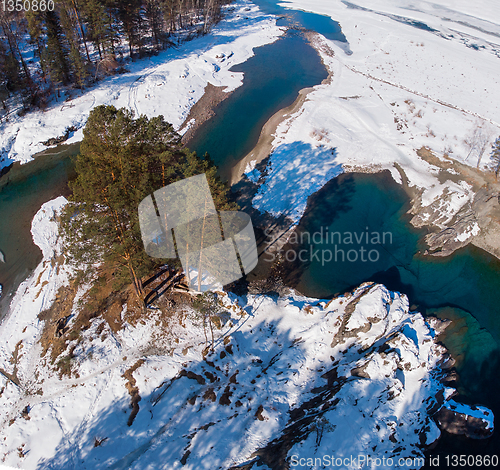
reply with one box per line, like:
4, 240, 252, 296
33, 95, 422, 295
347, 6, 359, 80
197, 194, 211, 292
72, 1, 91, 62
1, 19, 32, 84
127, 259, 145, 305
108, 12, 116, 56
209, 316, 214, 351
203, 315, 208, 348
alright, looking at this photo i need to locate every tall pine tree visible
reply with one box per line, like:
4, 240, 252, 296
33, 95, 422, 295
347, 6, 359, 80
0, 37, 21, 92
61, 105, 236, 300
44, 10, 71, 92
114, 0, 142, 58
57, 1, 89, 88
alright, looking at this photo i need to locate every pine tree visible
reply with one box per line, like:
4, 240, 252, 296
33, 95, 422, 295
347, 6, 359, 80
0, 37, 21, 92
61, 105, 236, 301
160, 0, 178, 33
113, 0, 142, 58
0, 11, 33, 87
69, 0, 91, 62
43, 10, 71, 91
144, 0, 163, 49
82, 0, 117, 59
26, 11, 46, 76
57, 1, 88, 88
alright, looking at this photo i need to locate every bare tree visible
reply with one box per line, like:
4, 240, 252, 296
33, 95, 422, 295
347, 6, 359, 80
464, 123, 492, 169
491, 137, 500, 178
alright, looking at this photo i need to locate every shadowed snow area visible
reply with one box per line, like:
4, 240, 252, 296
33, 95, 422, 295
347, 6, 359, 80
15, 283, 454, 469
252, 142, 342, 222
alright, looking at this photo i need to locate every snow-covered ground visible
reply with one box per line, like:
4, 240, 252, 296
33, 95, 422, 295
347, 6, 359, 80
0, 198, 493, 469
0, 0, 282, 170
250, 0, 500, 227
0, 197, 70, 381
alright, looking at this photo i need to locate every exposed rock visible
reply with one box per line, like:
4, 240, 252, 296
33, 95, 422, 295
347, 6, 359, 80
441, 371, 459, 384
436, 400, 494, 439
42, 126, 77, 146
122, 359, 145, 426
411, 147, 500, 260
426, 316, 451, 335
351, 362, 371, 379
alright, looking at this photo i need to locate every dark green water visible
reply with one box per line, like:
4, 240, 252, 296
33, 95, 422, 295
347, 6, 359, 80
284, 173, 500, 341
277, 171, 500, 460
0, 144, 78, 315
187, 29, 328, 179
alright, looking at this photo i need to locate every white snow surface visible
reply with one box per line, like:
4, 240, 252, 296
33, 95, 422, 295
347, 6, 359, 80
0, 197, 71, 467
244, 159, 261, 183
455, 221, 481, 242
0, 0, 282, 169
252, 0, 500, 223
1, 201, 492, 469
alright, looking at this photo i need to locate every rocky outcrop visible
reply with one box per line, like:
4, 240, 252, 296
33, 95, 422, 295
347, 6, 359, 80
436, 400, 494, 439
410, 147, 500, 259
417, 187, 500, 257
42, 126, 77, 146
